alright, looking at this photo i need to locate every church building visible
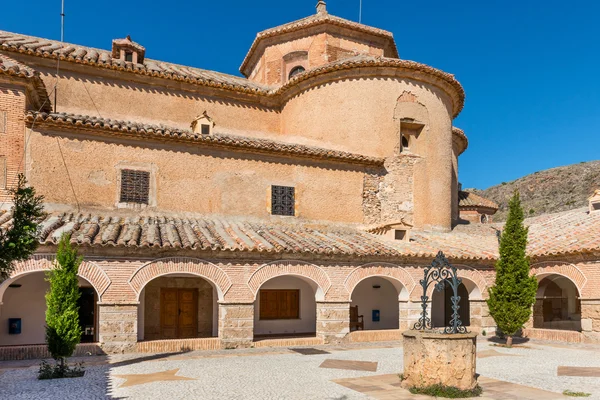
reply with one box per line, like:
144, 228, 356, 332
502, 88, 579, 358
0, 2, 598, 359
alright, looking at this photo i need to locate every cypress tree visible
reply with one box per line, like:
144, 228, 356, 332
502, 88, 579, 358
487, 191, 538, 346
45, 234, 82, 371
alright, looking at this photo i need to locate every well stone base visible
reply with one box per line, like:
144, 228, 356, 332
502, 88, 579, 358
402, 330, 478, 391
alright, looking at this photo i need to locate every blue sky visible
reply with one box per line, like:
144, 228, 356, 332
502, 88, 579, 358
1, 0, 598, 189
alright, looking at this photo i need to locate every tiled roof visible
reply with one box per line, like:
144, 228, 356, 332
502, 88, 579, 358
458, 191, 498, 211
0, 31, 463, 117
2, 206, 596, 261
26, 112, 385, 166
279, 54, 465, 118
452, 127, 468, 155
0, 53, 51, 112
0, 30, 271, 95
524, 207, 600, 257
240, 11, 398, 76
0, 52, 36, 78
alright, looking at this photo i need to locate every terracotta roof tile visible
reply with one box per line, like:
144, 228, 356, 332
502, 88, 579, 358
0, 31, 464, 117
0, 53, 51, 112
240, 11, 398, 75
26, 111, 384, 166
2, 206, 597, 261
0, 30, 271, 94
458, 191, 498, 210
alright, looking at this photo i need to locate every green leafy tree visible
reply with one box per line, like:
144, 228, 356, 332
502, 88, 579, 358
45, 234, 82, 370
487, 191, 538, 346
0, 174, 45, 280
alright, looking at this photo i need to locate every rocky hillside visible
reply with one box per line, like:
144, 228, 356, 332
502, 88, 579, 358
469, 160, 600, 221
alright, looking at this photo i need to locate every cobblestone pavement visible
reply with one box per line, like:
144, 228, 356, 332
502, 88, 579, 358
0, 339, 598, 399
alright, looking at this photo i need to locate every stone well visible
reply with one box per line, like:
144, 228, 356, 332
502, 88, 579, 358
402, 330, 478, 390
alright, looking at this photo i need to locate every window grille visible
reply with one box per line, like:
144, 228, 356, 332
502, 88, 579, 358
271, 185, 295, 216
120, 169, 150, 204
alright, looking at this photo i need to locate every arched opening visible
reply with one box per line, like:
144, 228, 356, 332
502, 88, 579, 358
288, 65, 305, 79
0, 271, 99, 346
401, 135, 410, 151
350, 276, 402, 331
534, 275, 581, 331
253, 275, 317, 339
432, 279, 480, 328
137, 274, 218, 341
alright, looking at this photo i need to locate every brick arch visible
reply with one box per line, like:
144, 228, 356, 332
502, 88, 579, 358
344, 263, 416, 301
530, 261, 586, 296
128, 257, 232, 301
248, 260, 331, 301
0, 254, 111, 302
421, 265, 488, 300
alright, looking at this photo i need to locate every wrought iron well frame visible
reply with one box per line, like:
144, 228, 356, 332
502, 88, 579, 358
413, 251, 468, 334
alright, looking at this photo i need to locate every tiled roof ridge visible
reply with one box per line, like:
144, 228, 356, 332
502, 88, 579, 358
1, 206, 597, 260
452, 127, 468, 155
0, 53, 52, 112
240, 12, 398, 75
458, 190, 499, 210
26, 111, 385, 166
0, 31, 463, 117
0, 30, 271, 95
278, 55, 465, 118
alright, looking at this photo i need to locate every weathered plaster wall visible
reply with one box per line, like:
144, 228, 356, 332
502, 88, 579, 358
27, 131, 367, 222
281, 75, 454, 229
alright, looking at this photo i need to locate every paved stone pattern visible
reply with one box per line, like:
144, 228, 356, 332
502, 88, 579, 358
0, 339, 599, 399
319, 359, 378, 372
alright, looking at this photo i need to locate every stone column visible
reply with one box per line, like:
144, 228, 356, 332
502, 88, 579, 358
98, 303, 138, 354
218, 302, 254, 349
469, 299, 495, 333
399, 301, 423, 330
581, 299, 600, 343
316, 301, 349, 344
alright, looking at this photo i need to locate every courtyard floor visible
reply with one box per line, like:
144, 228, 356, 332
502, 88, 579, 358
0, 338, 599, 399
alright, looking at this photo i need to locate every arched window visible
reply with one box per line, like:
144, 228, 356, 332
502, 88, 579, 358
401, 135, 410, 150
480, 214, 489, 224
288, 66, 305, 79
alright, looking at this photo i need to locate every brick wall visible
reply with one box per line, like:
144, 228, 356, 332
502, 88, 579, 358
0, 83, 26, 201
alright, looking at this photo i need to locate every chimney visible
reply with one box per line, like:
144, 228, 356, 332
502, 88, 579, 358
316, 1, 327, 14
589, 189, 600, 214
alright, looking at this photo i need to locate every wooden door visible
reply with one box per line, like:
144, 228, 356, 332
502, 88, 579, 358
160, 289, 179, 339
178, 289, 198, 338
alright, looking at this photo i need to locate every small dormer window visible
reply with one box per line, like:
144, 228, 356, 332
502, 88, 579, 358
191, 112, 215, 135
394, 229, 407, 241
288, 66, 305, 79
112, 35, 146, 64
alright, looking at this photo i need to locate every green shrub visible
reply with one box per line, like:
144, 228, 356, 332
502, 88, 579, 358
38, 360, 84, 379
563, 390, 591, 397
409, 384, 483, 398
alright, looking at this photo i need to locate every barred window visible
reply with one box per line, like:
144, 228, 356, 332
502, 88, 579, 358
271, 185, 295, 216
120, 169, 150, 204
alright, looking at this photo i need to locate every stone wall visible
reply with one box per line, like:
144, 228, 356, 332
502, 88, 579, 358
98, 304, 137, 353
316, 302, 349, 343
218, 303, 254, 349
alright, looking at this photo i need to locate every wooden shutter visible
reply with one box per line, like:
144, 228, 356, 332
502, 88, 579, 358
259, 289, 299, 319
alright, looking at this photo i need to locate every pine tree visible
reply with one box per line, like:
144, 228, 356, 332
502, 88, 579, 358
487, 191, 538, 346
0, 174, 45, 280
45, 234, 82, 371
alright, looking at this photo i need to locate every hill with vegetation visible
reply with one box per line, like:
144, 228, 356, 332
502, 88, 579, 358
469, 160, 600, 221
